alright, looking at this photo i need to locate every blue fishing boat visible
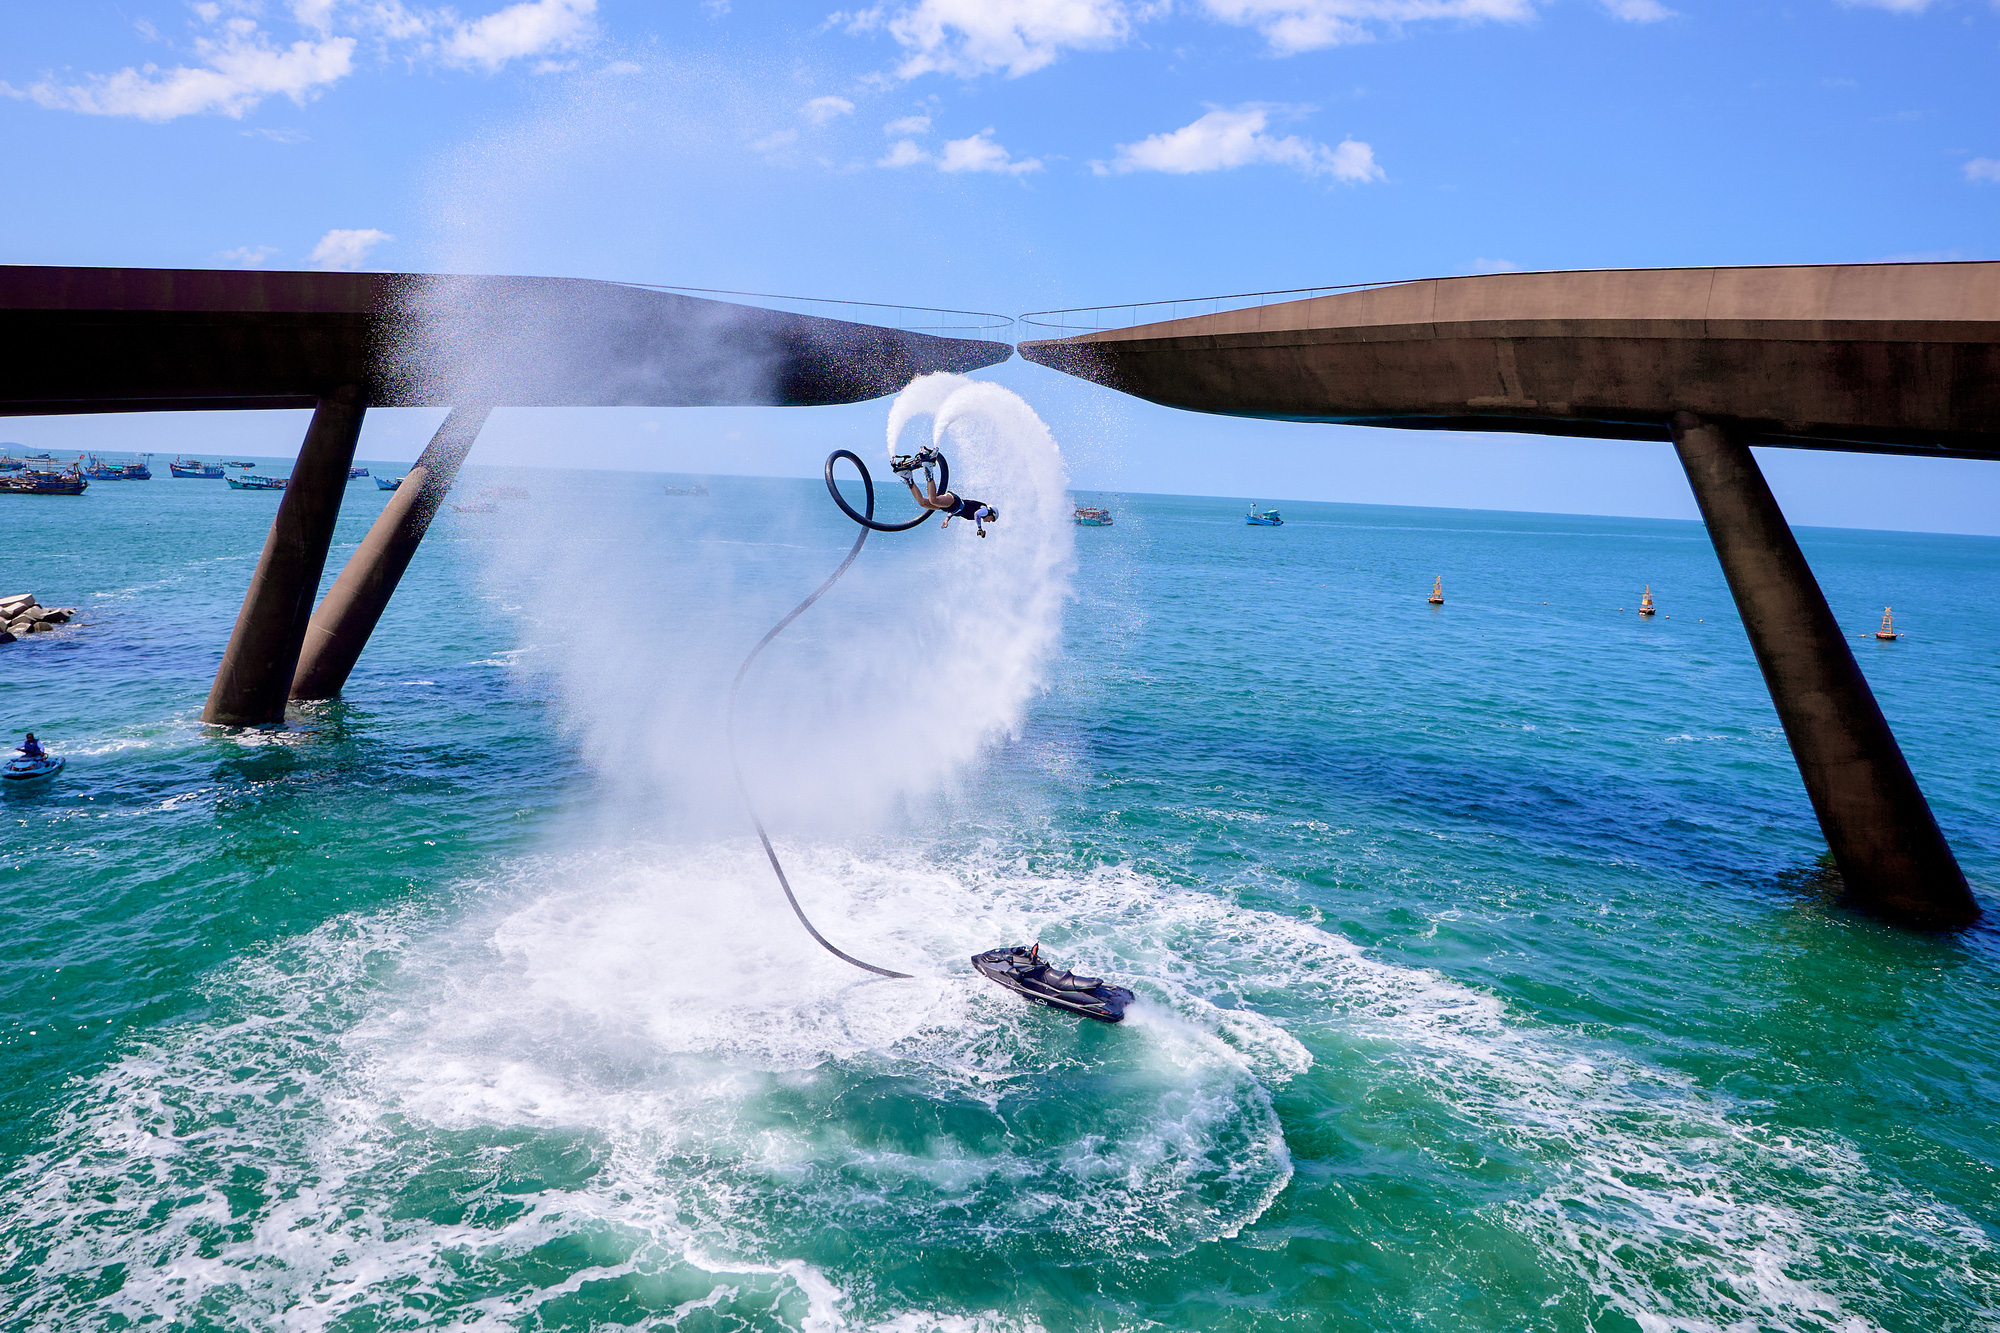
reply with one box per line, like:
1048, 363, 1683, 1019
170, 458, 226, 479
226, 460, 257, 468
376, 475, 402, 491
78, 454, 127, 481
120, 458, 153, 480
1246, 505, 1284, 526
225, 473, 287, 491
0, 455, 23, 472
349, 466, 370, 480
1073, 506, 1114, 526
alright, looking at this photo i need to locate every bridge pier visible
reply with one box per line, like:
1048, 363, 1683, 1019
291, 404, 489, 700
1670, 412, 1978, 927
203, 385, 368, 728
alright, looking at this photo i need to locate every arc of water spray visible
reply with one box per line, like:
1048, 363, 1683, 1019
723, 449, 944, 980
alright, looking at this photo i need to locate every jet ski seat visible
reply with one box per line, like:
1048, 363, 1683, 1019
1045, 972, 1103, 992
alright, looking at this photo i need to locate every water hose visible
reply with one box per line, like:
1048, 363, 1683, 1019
724, 449, 947, 979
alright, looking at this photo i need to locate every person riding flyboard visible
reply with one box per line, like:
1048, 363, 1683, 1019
892, 447, 998, 537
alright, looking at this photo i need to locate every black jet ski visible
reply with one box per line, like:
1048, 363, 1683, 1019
971, 945, 1134, 1023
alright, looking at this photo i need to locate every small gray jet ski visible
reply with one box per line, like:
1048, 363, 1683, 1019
971, 944, 1133, 1023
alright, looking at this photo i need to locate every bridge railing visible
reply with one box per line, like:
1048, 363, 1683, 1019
619, 282, 1013, 337
1016, 278, 1419, 338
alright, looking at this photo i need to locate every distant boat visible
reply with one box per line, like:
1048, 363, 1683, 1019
0, 456, 21, 472
663, 483, 710, 496
376, 475, 403, 491
2, 468, 87, 495
78, 454, 127, 481
348, 466, 370, 480
1427, 576, 1444, 606
494, 485, 530, 500
170, 458, 226, 479
119, 459, 152, 480
1639, 585, 1656, 617
1073, 506, 1114, 526
1875, 607, 1902, 641
1246, 504, 1283, 526
225, 473, 287, 490
24, 452, 53, 461
226, 460, 257, 468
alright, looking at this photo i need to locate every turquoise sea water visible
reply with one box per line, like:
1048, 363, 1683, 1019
3, 454, 1998, 1332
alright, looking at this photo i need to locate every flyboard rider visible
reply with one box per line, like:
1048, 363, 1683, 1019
892, 447, 998, 537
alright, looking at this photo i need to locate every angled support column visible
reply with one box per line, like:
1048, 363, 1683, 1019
291, 404, 490, 700
203, 385, 368, 727
1671, 412, 1978, 927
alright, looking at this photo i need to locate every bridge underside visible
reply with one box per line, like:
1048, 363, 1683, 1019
2, 265, 1013, 729
1021, 262, 1999, 928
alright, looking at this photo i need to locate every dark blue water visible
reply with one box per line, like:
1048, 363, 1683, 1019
3, 460, 1996, 1331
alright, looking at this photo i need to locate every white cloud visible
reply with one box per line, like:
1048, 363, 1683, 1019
839, 0, 1142, 78
443, 0, 597, 70
221, 245, 278, 266
879, 138, 930, 166
1470, 257, 1521, 273
308, 227, 393, 270
804, 95, 856, 123
1199, 0, 1535, 55
750, 128, 800, 151
1839, 0, 1933, 9
1600, 0, 1672, 18
1098, 106, 1383, 182
9, 0, 600, 123
937, 128, 1043, 173
16, 28, 355, 121
1966, 158, 2000, 183
885, 113, 932, 135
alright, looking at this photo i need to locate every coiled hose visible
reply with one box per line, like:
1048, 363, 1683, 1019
724, 449, 948, 979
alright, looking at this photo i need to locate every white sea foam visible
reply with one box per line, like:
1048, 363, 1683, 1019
4, 843, 1993, 1331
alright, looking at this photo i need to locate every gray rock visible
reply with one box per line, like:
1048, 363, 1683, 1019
6, 619, 31, 636
36, 609, 70, 624
0, 629, 14, 644
25, 620, 53, 634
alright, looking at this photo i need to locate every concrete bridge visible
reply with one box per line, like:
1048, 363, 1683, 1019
1020, 262, 2000, 928
1, 266, 1012, 730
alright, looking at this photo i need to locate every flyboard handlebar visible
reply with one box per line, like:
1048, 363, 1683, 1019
727, 446, 961, 981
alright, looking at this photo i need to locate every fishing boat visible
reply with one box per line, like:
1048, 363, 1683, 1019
0, 456, 23, 472
1073, 506, 1114, 526
3, 753, 64, 783
78, 454, 129, 481
1639, 585, 1656, 617
226, 460, 257, 468
1246, 505, 1284, 526
24, 452, 53, 461
119, 458, 153, 480
1427, 576, 1444, 605
225, 473, 287, 491
376, 475, 403, 491
348, 466, 370, 480
1874, 607, 1902, 641
170, 458, 226, 479
2, 468, 88, 495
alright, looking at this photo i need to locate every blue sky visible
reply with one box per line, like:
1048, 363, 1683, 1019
5, 0, 1998, 531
